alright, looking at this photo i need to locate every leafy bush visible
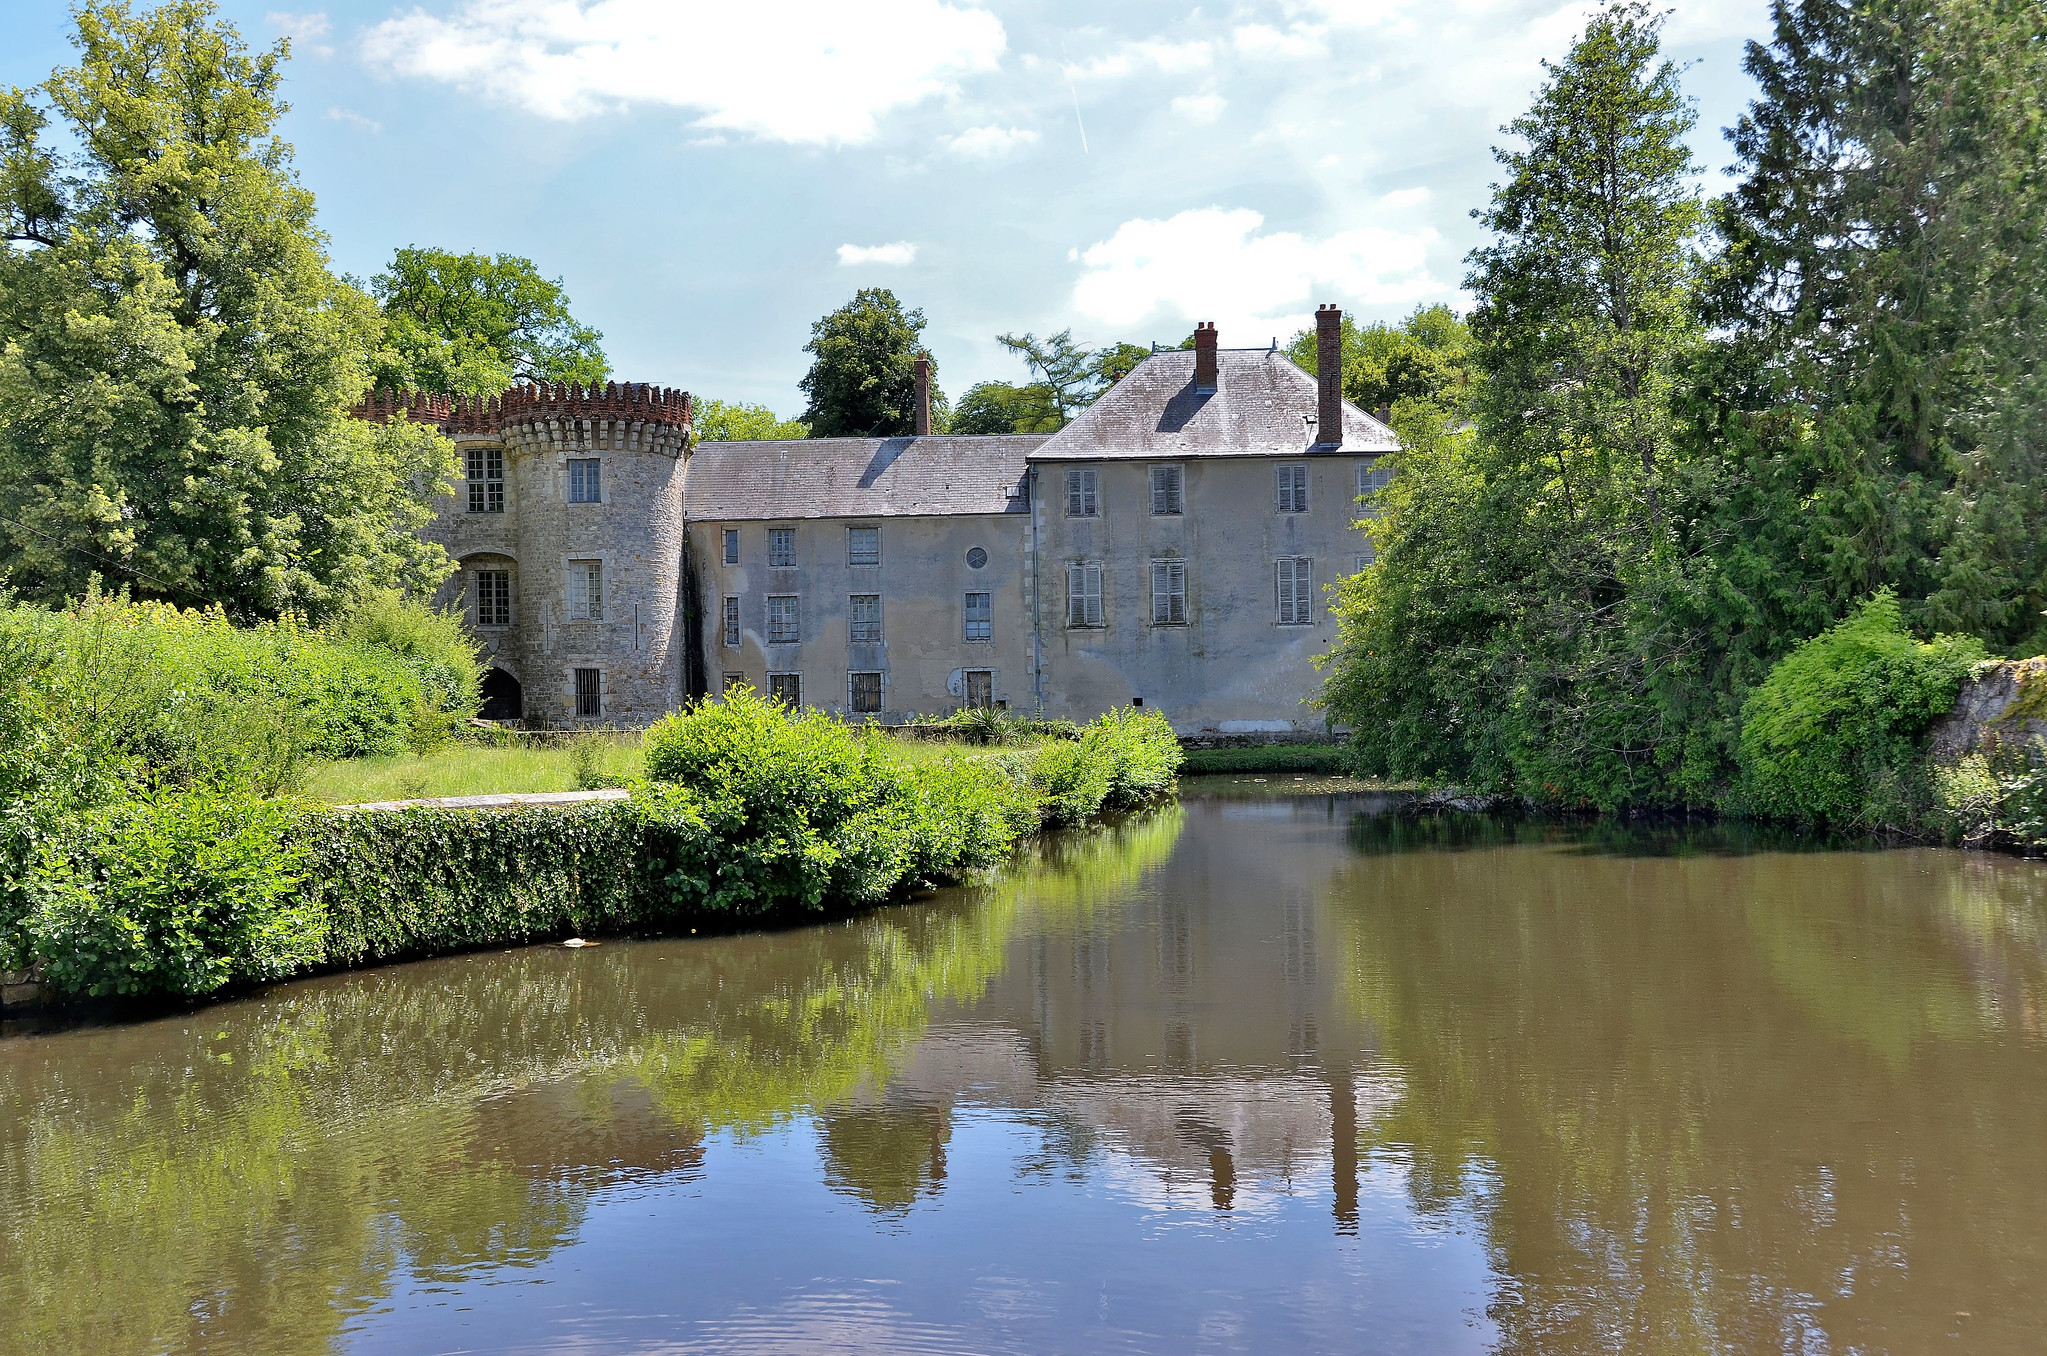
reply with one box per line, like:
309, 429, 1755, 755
644, 688, 923, 914
21, 790, 319, 998
1092, 708, 1182, 809
1737, 592, 1987, 827
1180, 744, 1348, 775
332, 589, 485, 750
904, 753, 1040, 879
1932, 740, 2047, 849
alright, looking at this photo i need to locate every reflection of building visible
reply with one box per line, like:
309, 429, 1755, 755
356, 309, 1395, 731
820, 816, 1398, 1228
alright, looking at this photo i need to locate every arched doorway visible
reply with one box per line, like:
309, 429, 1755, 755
479, 665, 523, 721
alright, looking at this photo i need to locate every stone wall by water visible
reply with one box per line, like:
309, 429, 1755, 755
1929, 658, 2047, 761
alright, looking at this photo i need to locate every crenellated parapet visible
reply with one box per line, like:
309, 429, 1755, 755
349, 381, 694, 456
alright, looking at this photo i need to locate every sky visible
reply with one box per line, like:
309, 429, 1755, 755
0, 0, 1773, 414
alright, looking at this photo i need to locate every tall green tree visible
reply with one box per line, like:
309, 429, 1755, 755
1323, 1, 1707, 805
1284, 304, 1474, 413
0, 0, 454, 620
370, 246, 608, 397
694, 399, 808, 442
798, 288, 947, 437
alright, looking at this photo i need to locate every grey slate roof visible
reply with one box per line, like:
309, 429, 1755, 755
1031, 348, 1397, 460
683, 434, 1046, 521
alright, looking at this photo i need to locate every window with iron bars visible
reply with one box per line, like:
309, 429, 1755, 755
573, 667, 602, 718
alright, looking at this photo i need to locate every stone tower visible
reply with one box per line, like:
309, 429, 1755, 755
351, 382, 694, 725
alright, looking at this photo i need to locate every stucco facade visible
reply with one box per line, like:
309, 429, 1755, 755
360, 309, 1396, 733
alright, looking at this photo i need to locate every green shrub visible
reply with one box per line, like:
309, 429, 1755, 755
1737, 591, 1987, 827
1093, 707, 1182, 808
644, 688, 922, 914
1932, 739, 2047, 848
22, 790, 319, 998
903, 753, 1040, 880
1181, 744, 1348, 776
332, 590, 485, 750
1031, 738, 1115, 825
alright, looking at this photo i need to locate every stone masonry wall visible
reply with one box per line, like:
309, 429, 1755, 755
1928, 658, 2047, 761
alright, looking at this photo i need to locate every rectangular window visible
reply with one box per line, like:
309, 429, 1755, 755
475, 569, 511, 627
768, 673, 802, 707
568, 458, 601, 504
963, 592, 992, 641
573, 667, 602, 718
1276, 557, 1315, 625
568, 560, 603, 621
847, 525, 881, 567
849, 593, 883, 644
1065, 468, 1099, 518
768, 527, 796, 567
721, 595, 741, 647
1358, 461, 1394, 498
766, 594, 800, 644
963, 670, 993, 709
1276, 464, 1309, 513
723, 672, 747, 693
722, 528, 739, 565
1066, 562, 1104, 628
465, 447, 504, 514
1355, 546, 1378, 571
849, 671, 883, 714
1150, 560, 1186, 625
1150, 464, 1184, 516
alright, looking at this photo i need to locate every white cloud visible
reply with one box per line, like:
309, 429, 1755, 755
1380, 186, 1430, 208
948, 125, 1040, 158
1233, 23, 1326, 58
268, 10, 333, 56
325, 107, 383, 133
361, 0, 1006, 144
1072, 206, 1439, 340
838, 241, 919, 266
1170, 94, 1226, 124
1064, 39, 1213, 80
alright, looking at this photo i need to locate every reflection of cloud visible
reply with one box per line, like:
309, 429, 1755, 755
669, 1284, 983, 1354
948, 125, 1039, 158
360, 0, 1006, 144
1071, 205, 1439, 340
837, 241, 919, 267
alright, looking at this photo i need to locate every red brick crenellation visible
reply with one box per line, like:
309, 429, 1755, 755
348, 381, 693, 435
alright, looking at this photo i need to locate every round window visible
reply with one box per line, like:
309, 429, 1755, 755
966, 547, 988, 569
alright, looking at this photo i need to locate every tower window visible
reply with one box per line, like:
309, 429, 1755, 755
568, 560, 604, 621
475, 569, 511, 627
573, 667, 602, 718
568, 458, 601, 504
466, 447, 504, 514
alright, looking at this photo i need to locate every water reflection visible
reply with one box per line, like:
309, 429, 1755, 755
4, 796, 2047, 1354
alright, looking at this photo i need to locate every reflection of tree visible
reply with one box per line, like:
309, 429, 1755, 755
1324, 831, 2047, 1353
0, 807, 1185, 1355
819, 1105, 950, 1214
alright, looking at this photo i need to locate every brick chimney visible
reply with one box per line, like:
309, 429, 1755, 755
1193, 321, 1218, 392
914, 354, 931, 436
1315, 304, 1342, 446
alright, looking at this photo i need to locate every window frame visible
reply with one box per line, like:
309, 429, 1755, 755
846, 524, 882, 568
1065, 468, 1099, 518
567, 457, 602, 504
849, 671, 884, 714
573, 667, 602, 719
767, 527, 797, 568
568, 559, 604, 622
721, 528, 739, 565
465, 447, 505, 514
1276, 464, 1309, 514
962, 670, 994, 710
1357, 460, 1394, 498
722, 672, 748, 694
848, 593, 883, 644
474, 568, 511, 628
1150, 559, 1187, 625
765, 594, 800, 645
767, 672, 803, 708
1355, 545, 1377, 571
721, 595, 741, 647
1066, 561, 1104, 629
963, 591, 993, 642
1275, 556, 1315, 626
1149, 464, 1184, 516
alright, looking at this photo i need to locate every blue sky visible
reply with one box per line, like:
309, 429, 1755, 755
1, 0, 1771, 414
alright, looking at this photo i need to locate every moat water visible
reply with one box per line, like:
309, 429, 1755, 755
6, 785, 2047, 1355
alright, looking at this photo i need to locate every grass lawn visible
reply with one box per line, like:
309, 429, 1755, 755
303, 736, 646, 804
302, 731, 1049, 804
1178, 744, 1352, 776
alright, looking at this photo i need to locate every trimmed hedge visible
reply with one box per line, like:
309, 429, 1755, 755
8, 700, 1184, 1002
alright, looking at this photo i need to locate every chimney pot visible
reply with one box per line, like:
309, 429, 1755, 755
914, 354, 931, 436
1315, 304, 1343, 446
1193, 321, 1218, 392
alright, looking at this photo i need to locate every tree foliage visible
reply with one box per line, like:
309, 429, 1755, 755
798, 288, 947, 437
955, 333, 1156, 435
1284, 304, 1475, 414
693, 398, 809, 442
370, 246, 608, 396
0, 0, 456, 619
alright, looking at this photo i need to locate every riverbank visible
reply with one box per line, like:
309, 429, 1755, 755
1, 696, 1182, 1013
